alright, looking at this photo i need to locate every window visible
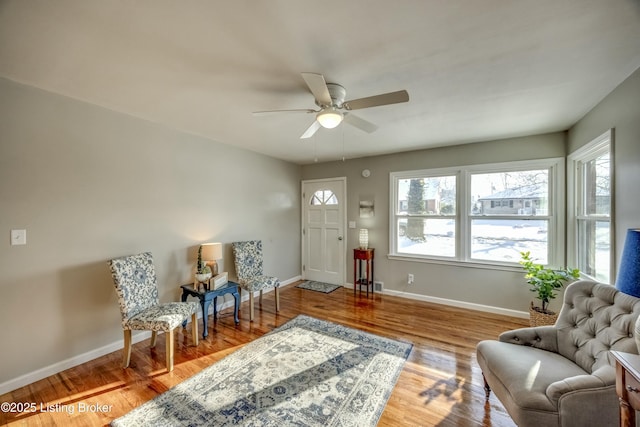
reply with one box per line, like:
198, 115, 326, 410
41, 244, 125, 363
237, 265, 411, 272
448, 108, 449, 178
470, 169, 550, 264
310, 190, 338, 205
394, 174, 457, 257
390, 158, 564, 267
568, 130, 612, 283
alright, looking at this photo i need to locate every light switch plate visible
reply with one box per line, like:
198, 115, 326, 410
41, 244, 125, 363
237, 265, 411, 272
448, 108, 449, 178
348, 221, 356, 229
11, 229, 26, 245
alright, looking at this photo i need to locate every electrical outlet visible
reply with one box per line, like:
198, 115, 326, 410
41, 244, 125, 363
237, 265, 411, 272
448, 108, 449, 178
408, 273, 414, 285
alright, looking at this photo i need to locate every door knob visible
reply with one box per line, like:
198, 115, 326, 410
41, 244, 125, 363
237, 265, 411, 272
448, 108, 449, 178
338, 236, 343, 240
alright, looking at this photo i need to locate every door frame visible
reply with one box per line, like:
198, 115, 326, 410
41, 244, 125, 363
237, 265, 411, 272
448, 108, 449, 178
301, 177, 348, 285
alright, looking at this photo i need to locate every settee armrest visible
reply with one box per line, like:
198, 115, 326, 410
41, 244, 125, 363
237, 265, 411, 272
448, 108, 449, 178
546, 365, 615, 404
499, 326, 558, 353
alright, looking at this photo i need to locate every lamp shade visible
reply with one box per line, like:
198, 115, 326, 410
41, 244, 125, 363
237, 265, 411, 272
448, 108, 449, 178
359, 229, 369, 249
317, 107, 343, 129
200, 242, 223, 261
615, 229, 640, 298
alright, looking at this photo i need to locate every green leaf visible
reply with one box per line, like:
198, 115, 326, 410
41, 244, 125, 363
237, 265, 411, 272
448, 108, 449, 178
520, 252, 580, 310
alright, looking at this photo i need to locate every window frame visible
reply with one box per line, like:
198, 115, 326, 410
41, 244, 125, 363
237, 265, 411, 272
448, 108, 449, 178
567, 129, 614, 283
392, 170, 459, 260
389, 158, 565, 270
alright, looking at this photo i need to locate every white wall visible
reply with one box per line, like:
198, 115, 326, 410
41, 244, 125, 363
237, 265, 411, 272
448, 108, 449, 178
0, 77, 301, 388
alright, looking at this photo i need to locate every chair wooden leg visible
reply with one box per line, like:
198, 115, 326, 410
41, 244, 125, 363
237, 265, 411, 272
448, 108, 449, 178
150, 331, 157, 348
482, 373, 491, 398
191, 312, 198, 346
275, 286, 280, 312
249, 291, 255, 321
122, 330, 132, 368
166, 330, 174, 372
259, 290, 263, 305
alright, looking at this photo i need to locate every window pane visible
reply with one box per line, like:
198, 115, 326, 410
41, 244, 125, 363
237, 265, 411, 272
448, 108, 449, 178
470, 219, 548, 263
577, 219, 610, 282
397, 218, 455, 257
584, 153, 610, 216
398, 176, 456, 215
471, 170, 548, 216
310, 190, 338, 205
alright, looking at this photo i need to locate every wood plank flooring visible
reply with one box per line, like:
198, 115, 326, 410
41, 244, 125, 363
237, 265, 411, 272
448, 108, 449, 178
0, 283, 528, 426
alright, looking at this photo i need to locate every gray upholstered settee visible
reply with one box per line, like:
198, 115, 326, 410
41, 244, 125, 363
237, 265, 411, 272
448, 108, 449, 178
477, 280, 640, 427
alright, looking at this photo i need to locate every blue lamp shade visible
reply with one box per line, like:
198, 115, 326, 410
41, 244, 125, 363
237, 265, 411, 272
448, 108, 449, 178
615, 229, 640, 297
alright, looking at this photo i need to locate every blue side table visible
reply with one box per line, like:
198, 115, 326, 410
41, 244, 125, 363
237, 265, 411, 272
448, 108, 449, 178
181, 281, 240, 337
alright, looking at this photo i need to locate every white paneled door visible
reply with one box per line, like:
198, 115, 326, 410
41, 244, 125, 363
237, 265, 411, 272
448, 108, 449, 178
301, 178, 346, 285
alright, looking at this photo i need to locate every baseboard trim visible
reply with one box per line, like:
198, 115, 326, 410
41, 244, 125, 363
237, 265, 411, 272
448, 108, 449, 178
0, 275, 302, 396
344, 282, 528, 319
0, 329, 152, 396
381, 287, 529, 319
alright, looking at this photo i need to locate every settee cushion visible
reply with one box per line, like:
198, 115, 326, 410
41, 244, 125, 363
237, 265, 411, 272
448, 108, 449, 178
476, 280, 640, 427
477, 340, 587, 413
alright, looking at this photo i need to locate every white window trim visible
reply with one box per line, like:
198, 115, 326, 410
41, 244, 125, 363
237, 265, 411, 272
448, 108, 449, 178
567, 129, 614, 283
389, 158, 565, 271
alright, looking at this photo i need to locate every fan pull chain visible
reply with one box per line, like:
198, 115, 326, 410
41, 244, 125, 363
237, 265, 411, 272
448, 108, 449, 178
341, 125, 345, 162
314, 131, 318, 163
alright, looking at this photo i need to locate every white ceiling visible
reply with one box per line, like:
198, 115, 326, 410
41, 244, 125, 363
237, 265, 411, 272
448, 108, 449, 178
1, 1, 640, 165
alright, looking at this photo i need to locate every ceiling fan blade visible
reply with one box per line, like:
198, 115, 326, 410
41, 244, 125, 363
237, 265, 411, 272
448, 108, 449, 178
343, 113, 378, 133
252, 108, 316, 116
301, 72, 332, 106
300, 120, 321, 139
343, 90, 409, 111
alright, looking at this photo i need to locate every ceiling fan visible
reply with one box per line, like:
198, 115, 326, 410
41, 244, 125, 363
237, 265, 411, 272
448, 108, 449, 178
253, 72, 409, 139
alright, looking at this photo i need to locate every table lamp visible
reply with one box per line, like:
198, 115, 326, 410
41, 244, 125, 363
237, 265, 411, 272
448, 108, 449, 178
616, 229, 640, 353
615, 229, 640, 298
201, 242, 223, 276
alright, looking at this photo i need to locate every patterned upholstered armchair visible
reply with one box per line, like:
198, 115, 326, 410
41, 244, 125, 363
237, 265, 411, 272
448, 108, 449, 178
232, 240, 280, 321
108, 252, 199, 372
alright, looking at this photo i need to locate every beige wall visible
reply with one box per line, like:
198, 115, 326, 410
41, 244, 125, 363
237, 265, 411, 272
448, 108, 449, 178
300, 66, 640, 319
2, 63, 638, 392
0, 78, 301, 387
568, 67, 640, 266
302, 133, 566, 313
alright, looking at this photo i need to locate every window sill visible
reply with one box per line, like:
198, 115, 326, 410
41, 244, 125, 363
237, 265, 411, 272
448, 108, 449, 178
387, 253, 523, 273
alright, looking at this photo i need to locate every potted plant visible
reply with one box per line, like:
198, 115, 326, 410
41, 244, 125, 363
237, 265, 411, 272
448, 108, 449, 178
519, 251, 580, 326
195, 245, 212, 284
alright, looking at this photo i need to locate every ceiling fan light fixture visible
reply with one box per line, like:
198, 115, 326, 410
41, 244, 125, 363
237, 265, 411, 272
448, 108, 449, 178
316, 107, 343, 129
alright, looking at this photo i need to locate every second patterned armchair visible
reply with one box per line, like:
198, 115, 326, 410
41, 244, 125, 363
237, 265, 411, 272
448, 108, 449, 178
232, 240, 280, 321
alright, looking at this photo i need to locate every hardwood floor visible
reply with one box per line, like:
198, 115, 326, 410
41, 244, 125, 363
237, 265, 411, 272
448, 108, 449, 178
0, 283, 528, 426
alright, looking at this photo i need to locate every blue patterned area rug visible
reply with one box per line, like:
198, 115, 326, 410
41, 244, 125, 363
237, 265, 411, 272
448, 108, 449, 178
111, 315, 412, 427
296, 280, 342, 293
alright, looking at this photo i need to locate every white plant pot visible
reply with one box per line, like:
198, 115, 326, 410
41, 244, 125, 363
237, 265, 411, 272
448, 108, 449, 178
195, 272, 212, 283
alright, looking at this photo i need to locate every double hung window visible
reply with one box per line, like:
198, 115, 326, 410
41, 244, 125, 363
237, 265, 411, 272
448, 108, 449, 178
390, 158, 564, 267
393, 174, 457, 258
568, 130, 612, 283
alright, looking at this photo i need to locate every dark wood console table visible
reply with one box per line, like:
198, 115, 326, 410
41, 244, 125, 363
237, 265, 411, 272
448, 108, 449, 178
353, 248, 374, 297
612, 350, 640, 427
